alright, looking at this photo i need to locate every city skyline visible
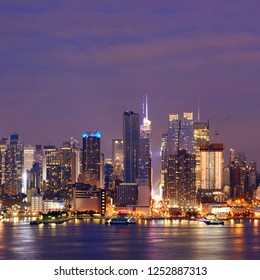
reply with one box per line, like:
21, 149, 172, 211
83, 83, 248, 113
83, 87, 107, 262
1, 1, 260, 181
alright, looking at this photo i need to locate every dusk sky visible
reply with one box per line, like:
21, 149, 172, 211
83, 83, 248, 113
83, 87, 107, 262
1, 1, 260, 184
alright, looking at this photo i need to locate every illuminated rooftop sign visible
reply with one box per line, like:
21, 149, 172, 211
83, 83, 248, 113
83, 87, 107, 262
82, 131, 101, 138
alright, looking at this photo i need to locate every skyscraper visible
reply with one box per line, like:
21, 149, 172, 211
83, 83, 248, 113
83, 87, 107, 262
4, 133, 24, 195
138, 96, 152, 181
166, 149, 196, 209
70, 137, 81, 184
163, 113, 195, 209
82, 131, 101, 188
112, 139, 124, 182
123, 111, 140, 183
200, 143, 224, 191
23, 145, 36, 194
60, 141, 72, 187
138, 96, 152, 208
42, 145, 60, 192
0, 138, 8, 187
193, 121, 209, 190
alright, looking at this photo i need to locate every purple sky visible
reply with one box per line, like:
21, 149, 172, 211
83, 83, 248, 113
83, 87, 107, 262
1, 1, 260, 182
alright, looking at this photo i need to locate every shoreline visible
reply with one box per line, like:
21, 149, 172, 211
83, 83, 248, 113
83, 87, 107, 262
0, 215, 259, 225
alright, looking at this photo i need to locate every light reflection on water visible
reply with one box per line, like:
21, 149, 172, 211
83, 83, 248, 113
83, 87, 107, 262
0, 219, 260, 260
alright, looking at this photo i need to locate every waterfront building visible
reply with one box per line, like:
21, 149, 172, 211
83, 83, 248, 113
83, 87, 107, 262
72, 184, 106, 215
165, 149, 196, 209
115, 183, 138, 207
163, 113, 196, 209
43, 199, 65, 212
82, 131, 101, 188
31, 193, 43, 213
123, 111, 140, 183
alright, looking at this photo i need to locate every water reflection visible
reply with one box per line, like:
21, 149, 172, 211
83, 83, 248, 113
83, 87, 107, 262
0, 218, 260, 260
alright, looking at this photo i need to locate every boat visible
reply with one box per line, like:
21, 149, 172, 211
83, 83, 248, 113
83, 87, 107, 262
105, 213, 136, 225
203, 218, 224, 225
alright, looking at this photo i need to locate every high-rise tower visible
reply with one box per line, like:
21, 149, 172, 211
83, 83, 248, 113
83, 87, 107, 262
123, 111, 140, 183
112, 139, 124, 182
4, 133, 24, 195
193, 121, 209, 190
138, 96, 152, 208
82, 131, 101, 188
200, 143, 224, 191
138, 95, 152, 180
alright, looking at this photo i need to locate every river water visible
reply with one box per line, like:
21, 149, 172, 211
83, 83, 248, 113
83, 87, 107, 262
0, 218, 259, 260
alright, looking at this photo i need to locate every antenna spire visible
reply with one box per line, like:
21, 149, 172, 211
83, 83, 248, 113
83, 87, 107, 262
146, 94, 148, 119
198, 96, 200, 122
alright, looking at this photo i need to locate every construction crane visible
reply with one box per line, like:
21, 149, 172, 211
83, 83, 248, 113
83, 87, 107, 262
214, 114, 231, 136
213, 114, 231, 141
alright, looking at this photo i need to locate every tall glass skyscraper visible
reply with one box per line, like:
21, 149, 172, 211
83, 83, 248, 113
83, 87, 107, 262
163, 112, 198, 209
4, 133, 24, 195
123, 111, 140, 183
138, 96, 152, 180
82, 131, 101, 188
138, 96, 152, 208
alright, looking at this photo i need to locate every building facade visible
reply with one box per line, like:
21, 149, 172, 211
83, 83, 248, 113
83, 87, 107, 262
82, 131, 101, 188
123, 111, 140, 183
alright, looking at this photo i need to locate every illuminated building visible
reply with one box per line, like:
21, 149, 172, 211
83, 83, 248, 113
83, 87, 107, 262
112, 139, 124, 181
193, 121, 209, 190
229, 150, 257, 200
123, 111, 140, 183
24, 145, 35, 172
34, 145, 43, 166
43, 198, 65, 212
165, 149, 196, 209
115, 183, 138, 207
138, 96, 152, 207
200, 143, 224, 191
26, 162, 41, 196
82, 131, 101, 188
0, 138, 8, 187
167, 112, 194, 157
138, 96, 152, 180
4, 133, 24, 195
163, 113, 196, 209
31, 194, 43, 213
72, 185, 106, 215
104, 158, 113, 189
161, 133, 168, 172
167, 113, 179, 156
70, 137, 81, 184
160, 133, 168, 199
42, 145, 61, 192
23, 145, 36, 194
60, 141, 72, 187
